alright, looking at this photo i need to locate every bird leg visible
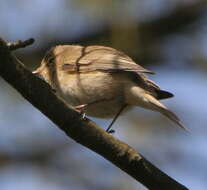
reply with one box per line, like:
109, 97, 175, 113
74, 104, 88, 111
106, 104, 127, 134
74, 98, 109, 119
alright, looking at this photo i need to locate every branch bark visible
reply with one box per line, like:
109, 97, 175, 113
0, 38, 188, 190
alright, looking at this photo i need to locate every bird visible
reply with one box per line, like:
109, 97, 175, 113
33, 45, 187, 132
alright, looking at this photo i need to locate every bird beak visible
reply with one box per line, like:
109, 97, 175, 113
32, 69, 43, 79
32, 70, 39, 75
32, 65, 43, 75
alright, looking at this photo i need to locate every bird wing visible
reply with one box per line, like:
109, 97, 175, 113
37, 45, 173, 100
60, 45, 173, 99
61, 45, 155, 74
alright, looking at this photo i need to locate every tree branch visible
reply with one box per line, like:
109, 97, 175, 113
0, 38, 188, 190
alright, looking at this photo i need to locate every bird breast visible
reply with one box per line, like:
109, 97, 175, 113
55, 70, 128, 118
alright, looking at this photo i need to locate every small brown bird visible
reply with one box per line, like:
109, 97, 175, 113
33, 45, 187, 132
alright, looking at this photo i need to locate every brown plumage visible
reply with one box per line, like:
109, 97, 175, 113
33, 45, 187, 131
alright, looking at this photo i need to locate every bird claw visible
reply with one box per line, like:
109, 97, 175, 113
106, 129, 115, 134
80, 112, 87, 120
74, 104, 88, 120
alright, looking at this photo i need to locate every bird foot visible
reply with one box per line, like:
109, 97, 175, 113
106, 129, 115, 134
74, 104, 87, 120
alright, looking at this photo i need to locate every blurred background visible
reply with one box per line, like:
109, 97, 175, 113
0, 0, 207, 189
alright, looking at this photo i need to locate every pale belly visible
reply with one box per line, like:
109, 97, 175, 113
55, 71, 128, 118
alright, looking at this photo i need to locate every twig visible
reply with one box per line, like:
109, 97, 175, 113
7, 38, 35, 51
0, 38, 188, 190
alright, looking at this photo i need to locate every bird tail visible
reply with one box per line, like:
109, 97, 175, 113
144, 94, 188, 131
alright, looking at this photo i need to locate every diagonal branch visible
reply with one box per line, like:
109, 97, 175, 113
0, 38, 188, 190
